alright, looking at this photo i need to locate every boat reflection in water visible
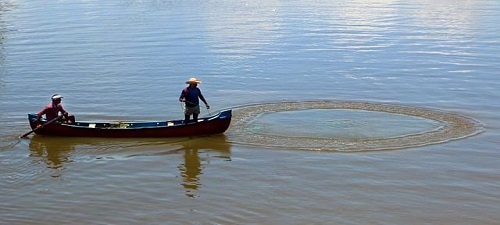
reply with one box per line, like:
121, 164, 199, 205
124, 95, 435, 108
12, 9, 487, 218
28, 134, 232, 196
29, 135, 75, 171
121, 134, 232, 197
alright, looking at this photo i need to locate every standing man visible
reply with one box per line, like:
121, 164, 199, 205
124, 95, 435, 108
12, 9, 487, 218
179, 77, 210, 123
37, 94, 75, 126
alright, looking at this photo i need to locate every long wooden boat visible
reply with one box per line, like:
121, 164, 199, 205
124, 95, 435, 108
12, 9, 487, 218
27, 110, 232, 138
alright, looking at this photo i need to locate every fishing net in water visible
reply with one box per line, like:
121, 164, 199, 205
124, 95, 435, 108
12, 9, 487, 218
226, 100, 483, 152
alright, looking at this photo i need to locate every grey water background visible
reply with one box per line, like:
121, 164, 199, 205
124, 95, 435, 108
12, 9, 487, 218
1, 0, 499, 224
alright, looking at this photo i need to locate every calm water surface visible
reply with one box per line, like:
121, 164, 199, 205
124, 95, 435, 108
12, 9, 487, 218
1, 0, 499, 224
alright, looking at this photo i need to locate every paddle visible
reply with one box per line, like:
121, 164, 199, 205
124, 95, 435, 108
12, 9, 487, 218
20, 115, 63, 138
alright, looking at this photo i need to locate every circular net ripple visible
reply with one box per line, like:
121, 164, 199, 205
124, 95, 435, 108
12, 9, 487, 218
226, 100, 483, 152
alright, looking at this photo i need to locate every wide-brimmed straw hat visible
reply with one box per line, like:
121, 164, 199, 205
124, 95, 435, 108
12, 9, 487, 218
186, 77, 202, 84
51, 94, 63, 100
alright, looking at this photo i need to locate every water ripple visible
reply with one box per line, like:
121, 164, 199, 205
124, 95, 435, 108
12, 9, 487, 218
227, 100, 483, 152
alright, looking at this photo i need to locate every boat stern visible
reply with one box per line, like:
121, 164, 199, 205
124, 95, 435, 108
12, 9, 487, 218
27, 113, 39, 130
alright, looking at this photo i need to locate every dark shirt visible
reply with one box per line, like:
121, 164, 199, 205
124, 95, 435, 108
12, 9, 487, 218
180, 87, 206, 107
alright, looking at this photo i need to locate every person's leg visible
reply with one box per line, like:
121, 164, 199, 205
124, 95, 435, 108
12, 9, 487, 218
184, 107, 192, 123
192, 105, 200, 122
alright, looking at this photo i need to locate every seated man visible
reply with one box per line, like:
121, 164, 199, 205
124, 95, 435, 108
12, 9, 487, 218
37, 94, 75, 126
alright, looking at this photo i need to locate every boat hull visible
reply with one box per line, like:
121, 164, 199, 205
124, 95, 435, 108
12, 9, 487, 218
28, 110, 232, 138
